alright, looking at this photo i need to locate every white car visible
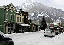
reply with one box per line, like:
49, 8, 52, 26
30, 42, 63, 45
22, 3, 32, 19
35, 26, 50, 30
44, 28, 55, 37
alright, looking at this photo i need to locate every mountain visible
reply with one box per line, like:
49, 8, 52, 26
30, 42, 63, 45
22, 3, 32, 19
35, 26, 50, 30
16, 1, 64, 23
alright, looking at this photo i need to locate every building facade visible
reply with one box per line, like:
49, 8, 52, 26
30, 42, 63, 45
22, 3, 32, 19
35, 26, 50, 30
0, 6, 4, 32
16, 11, 24, 24
4, 3, 16, 33
15, 9, 30, 33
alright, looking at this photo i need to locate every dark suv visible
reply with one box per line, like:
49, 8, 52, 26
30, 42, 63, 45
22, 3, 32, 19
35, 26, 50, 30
0, 31, 14, 45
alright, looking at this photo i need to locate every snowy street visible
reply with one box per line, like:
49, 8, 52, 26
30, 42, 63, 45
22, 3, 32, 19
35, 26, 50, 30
5, 30, 64, 45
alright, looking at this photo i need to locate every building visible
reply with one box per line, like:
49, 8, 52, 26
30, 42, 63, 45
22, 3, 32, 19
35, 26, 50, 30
4, 3, 16, 34
0, 3, 41, 33
29, 23, 39, 32
16, 9, 29, 24
0, 3, 30, 33
0, 6, 4, 33
15, 9, 30, 33
16, 11, 24, 24
4, 3, 16, 22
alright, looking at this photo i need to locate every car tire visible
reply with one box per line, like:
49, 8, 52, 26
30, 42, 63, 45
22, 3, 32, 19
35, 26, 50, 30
44, 35, 47, 37
55, 32, 58, 35
8, 41, 14, 45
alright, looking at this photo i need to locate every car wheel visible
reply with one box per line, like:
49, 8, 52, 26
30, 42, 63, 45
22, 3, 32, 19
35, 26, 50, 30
8, 41, 14, 45
55, 32, 58, 35
44, 35, 47, 37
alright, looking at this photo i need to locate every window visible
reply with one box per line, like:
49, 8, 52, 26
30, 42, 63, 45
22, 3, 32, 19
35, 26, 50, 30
22, 18, 24, 22
6, 13, 8, 19
8, 28, 10, 32
10, 10, 13, 12
17, 17, 19, 22
20, 17, 21, 22
10, 14, 12, 20
13, 15, 14, 21
11, 15, 12, 20
11, 15, 14, 21
6, 9, 8, 11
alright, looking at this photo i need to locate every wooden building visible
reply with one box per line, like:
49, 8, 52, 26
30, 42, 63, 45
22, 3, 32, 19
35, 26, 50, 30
16, 9, 29, 24
16, 11, 24, 24
15, 9, 30, 33
4, 3, 16, 33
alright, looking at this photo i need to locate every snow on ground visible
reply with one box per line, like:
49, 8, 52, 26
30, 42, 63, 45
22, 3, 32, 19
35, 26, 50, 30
5, 30, 64, 45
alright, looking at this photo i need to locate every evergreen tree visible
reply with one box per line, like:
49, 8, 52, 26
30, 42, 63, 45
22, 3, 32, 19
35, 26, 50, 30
29, 19, 32, 24
40, 16, 47, 30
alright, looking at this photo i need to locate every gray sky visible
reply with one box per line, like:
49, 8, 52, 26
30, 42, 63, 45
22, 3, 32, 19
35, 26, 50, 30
0, 0, 64, 10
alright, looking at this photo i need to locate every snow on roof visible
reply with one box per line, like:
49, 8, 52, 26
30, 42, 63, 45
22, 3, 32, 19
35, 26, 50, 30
20, 24, 30, 26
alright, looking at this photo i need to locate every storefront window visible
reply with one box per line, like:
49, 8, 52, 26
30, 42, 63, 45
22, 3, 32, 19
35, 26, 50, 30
17, 17, 19, 22
20, 17, 21, 22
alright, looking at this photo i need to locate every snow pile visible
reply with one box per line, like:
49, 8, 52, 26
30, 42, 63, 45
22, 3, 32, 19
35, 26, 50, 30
52, 32, 64, 45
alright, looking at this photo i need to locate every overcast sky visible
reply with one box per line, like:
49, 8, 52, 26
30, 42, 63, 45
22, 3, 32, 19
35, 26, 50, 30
0, 0, 64, 10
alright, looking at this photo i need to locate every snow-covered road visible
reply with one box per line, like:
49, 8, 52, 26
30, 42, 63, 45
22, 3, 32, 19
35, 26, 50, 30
5, 30, 64, 45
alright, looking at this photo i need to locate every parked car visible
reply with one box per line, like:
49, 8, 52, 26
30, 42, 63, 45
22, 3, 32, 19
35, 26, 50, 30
0, 31, 14, 45
44, 28, 55, 37
54, 26, 60, 35
60, 27, 64, 33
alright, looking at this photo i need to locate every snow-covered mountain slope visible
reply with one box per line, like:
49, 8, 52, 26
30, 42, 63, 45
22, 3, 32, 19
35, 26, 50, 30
21, 2, 48, 12
16, 1, 64, 23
